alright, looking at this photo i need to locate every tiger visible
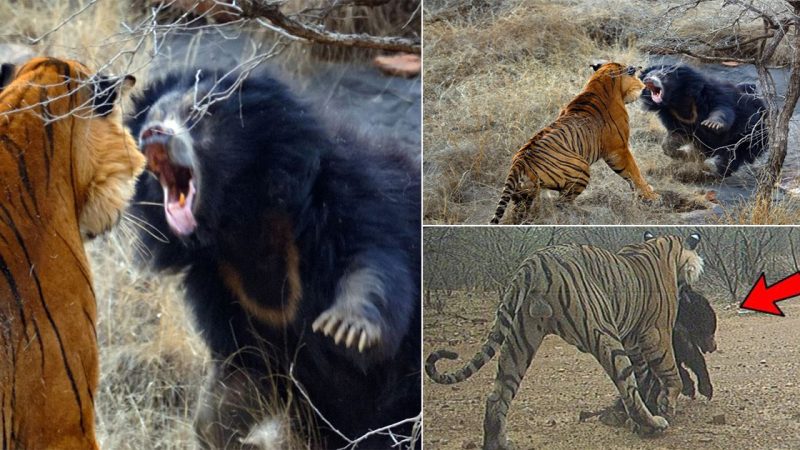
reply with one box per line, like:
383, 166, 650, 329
0, 57, 145, 448
490, 62, 658, 224
425, 232, 703, 450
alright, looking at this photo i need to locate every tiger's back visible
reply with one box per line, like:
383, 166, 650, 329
0, 57, 144, 449
490, 62, 657, 224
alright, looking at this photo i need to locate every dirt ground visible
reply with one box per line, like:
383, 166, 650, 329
423, 293, 800, 450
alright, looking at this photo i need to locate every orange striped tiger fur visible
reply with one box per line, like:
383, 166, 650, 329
426, 232, 703, 450
490, 62, 658, 224
0, 57, 144, 449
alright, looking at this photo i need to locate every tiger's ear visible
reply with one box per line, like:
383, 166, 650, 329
643, 231, 655, 241
686, 233, 701, 250
91, 74, 135, 116
590, 63, 603, 72
0, 63, 16, 89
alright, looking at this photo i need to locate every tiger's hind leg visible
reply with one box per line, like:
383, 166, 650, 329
483, 318, 547, 450
591, 333, 668, 435
552, 169, 590, 217
509, 184, 539, 224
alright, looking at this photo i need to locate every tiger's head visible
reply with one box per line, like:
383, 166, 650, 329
0, 57, 145, 240
643, 231, 704, 285
589, 62, 645, 104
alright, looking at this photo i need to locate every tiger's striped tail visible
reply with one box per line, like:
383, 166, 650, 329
490, 164, 535, 225
425, 299, 518, 384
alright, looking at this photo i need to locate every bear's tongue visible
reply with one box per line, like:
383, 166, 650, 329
164, 179, 197, 236
652, 89, 663, 104
645, 81, 663, 104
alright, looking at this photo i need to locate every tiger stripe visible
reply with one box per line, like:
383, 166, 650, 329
0, 57, 144, 449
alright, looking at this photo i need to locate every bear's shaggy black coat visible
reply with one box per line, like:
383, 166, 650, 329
128, 68, 420, 448
673, 285, 717, 400
640, 64, 767, 177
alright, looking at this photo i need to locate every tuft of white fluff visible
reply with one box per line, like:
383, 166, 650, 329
240, 417, 287, 449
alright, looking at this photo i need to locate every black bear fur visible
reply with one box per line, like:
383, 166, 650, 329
640, 64, 768, 177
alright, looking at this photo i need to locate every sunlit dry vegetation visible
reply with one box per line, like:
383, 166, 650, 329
423, 0, 800, 224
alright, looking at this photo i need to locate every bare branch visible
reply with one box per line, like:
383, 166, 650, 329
236, 0, 420, 54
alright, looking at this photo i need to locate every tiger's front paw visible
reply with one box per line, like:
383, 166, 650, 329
630, 415, 669, 436
639, 188, 661, 204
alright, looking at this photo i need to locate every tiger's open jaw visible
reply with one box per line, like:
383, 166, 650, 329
141, 127, 198, 236
644, 77, 664, 104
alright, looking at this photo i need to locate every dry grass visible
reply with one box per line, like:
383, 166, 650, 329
423, 0, 800, 225
87, 234, 206, 448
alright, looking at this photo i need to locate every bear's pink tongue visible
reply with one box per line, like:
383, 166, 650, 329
652, 89, 663, 104
164, 180, 197, 236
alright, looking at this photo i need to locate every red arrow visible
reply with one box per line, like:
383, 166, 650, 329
740, 272, 800, 316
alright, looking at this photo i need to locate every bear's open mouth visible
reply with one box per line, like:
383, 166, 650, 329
644, 78, 663, 104
141, 127, 198, 236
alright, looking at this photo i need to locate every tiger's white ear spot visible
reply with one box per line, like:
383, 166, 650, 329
590, 59, 608, 72
644, 231, 655, 241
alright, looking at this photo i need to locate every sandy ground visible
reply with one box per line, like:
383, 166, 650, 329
423, 294, 800, 450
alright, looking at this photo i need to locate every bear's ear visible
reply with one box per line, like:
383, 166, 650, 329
626, 66, 637, 76
0, 63, 16, 90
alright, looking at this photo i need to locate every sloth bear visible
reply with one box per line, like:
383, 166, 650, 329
601, 285, 717, 425
673, 284, 717, 400
640, 64, 768, 177
128, 68, 421, 448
